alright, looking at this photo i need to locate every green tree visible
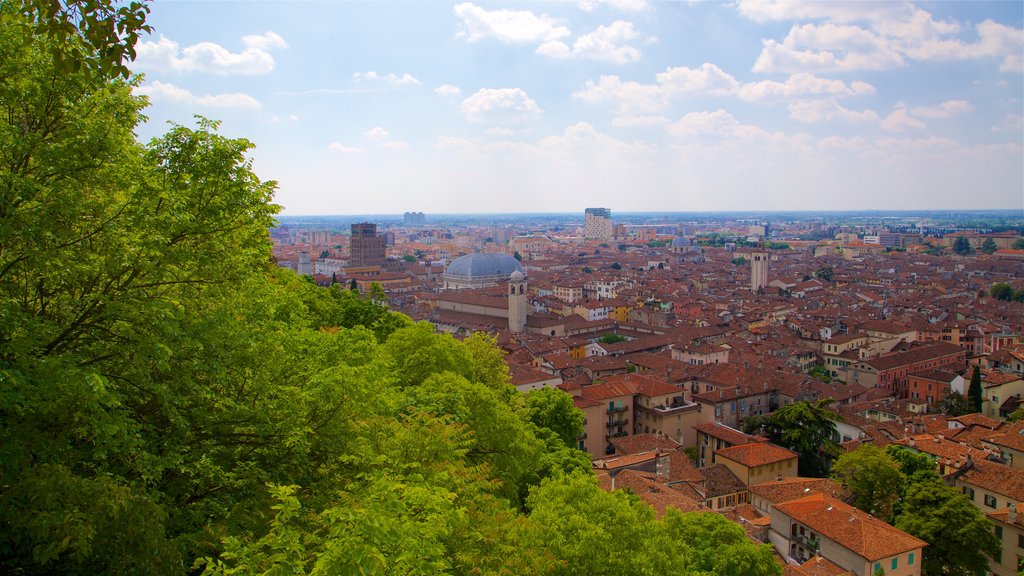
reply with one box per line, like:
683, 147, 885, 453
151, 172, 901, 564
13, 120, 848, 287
815, 266, 834, 282
599, 333, 627, 344
941, 390, 973, 417
731, 257, 748, 265
1013, 238, 1024, 250
513, 251, 522, 261
744, 399, 841, 477
525, 387, 585, 448
953, 236, 973, 255
968, 366, 983, 414
610, 262, 622, 270
402, 253, 417, 262
895, 478, 1000, 576
831, 445, 903, 519
992, 283, 1016, 301
980, 238, 998, 254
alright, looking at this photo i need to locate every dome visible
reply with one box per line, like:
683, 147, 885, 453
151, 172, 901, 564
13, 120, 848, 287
510, 270, 525, 282
671, 236, 692, 248
444, 253, 525, 289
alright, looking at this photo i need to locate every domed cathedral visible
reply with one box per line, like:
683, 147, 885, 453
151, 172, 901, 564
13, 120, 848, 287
669, 235, 705, 264
443, 253, 525, 290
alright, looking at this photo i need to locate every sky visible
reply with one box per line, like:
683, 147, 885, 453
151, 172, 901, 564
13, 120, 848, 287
130, 0, 1024, 215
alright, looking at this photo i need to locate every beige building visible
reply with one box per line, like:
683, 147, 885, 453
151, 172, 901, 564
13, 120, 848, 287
769, 493, 927, 575
713, 442, 799, 486
987, 505, 1024, 576
584, 207, 613, 240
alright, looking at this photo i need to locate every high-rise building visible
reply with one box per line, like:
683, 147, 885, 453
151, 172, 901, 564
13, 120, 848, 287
585, 207, 613, 240
403, 212, 426, 226
751, 252, 769, 293
350, 222, 386, 267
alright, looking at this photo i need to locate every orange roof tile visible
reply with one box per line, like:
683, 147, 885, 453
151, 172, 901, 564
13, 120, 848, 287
715, 442, 799, 468
775, 493, 927, 561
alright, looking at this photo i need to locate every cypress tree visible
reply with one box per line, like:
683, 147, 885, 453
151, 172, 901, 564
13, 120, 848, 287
967, 366, 983, 414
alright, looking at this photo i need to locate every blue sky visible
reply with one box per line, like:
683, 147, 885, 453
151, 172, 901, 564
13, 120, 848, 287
131, 1, 1024, 215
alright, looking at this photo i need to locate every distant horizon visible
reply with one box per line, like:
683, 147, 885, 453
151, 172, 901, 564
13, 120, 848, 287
277, 208, 1024, 218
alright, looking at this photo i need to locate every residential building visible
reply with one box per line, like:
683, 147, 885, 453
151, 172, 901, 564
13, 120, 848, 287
987, 505, 1024, 576
846, 342, 967, 398
713, 442, 799, 486
768, 493, 927, 575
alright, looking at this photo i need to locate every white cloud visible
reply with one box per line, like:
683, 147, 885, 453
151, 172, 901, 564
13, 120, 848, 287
242, 31, 288, 50
134, 34, 285, 75
365, 127, 391, 141
667, 109, 742, 137
362, 127, 408, 149
991, 114, 1024, 133
434, 84, 462, 96
353, 71, 422, 86
579, 0, 649, 12
327, 143, 366, 153
461, 88, 542, 123
910, 100, 972, 119
134, 81, 261, 108
453, 2, 571, 43
485, 127, 516, 136
788, 100, 879, 123
742, 3, 1023, 74
656, 63, 739, 96
611, 115, 671, 128
537, 20, 643, 64
738, 73, 874, 101
880, 106, 927, 132
573, 75, 665, 114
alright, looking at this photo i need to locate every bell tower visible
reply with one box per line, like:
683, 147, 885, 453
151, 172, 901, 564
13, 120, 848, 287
508, 270, 527, 332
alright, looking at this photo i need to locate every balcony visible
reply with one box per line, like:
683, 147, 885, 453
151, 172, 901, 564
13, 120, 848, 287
606, 418, 629, 428
607, 405, 628, 414
606, 430, 629, 439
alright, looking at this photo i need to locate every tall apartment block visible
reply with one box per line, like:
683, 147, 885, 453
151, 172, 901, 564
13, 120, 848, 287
350, 222, 386, 267
585, 207, 613, 240
403, 212, 426, 226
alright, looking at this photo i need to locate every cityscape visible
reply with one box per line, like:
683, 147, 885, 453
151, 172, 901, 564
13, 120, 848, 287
2, 1, 1024, 575
271, 207, 1024, 575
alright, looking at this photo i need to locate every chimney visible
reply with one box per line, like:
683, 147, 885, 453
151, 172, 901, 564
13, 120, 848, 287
1010, 503, 1018, 524
656, 450, 670, 481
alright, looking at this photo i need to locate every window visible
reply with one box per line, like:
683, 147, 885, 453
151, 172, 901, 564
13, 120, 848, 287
985, 494, 998, 508
963, 486, 975, 500
874, 563, 881, 573
908, 552, 914, 565
891, 557, 898, 570
1018, 533, 1024, 549
995, 525, 1003, 539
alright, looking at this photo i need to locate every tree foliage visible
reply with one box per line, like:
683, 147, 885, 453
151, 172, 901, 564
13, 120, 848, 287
968, 366, 983, 414
744, 399, 841, 477
0, 6, 786, 575
831, 445, 903, 519
895, 478, 1000, 576
941, 390, 973, 417
953, 236, 973, 255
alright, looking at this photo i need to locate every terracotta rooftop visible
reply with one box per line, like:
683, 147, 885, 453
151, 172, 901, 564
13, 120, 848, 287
700, 464, 748, 498
749, 477, 850, 505
956, 458, 1024, 502
694, 421, 765, 446
715, 442, 799, 468
608, 433, 681, 456
860, 342, 965, 371
775, 493, 927, 561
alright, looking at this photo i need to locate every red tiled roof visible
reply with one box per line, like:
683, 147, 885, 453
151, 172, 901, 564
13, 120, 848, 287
715, 442, 798, 468
775, 493, 927, 561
